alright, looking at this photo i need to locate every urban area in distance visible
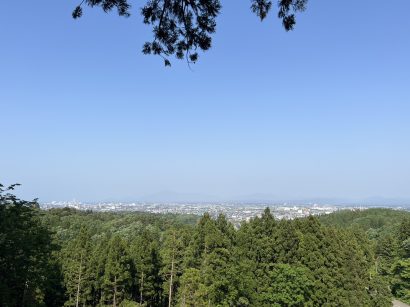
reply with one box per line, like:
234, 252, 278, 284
41, 201, 410, 227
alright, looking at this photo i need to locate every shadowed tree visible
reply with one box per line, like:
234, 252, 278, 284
0, 184, 60, 307
71, 0, 308, 66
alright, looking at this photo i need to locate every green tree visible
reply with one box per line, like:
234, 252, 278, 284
367, 275, 392, 307
392, 259, 410, 303
103, 236, 132, 306
130, 228, 162, 305
130, 229, 163, 306
176, 268, 207, 307
21, 202, 398, 306
161, 227, 185, 307
376, 234, 398, 275
193, 214, 238, 306
86, 236, 109, 306
61, 225, 93, 306
259, 263, 313, 306
0, 184, 57, 307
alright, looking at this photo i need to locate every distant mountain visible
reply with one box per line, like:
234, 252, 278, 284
358, 196, 410, 207
140, 191, 219, 203
229, 193, 279, 203
279, 197, 410, 207
228, 195, 410, 207
69, 192, 410, 207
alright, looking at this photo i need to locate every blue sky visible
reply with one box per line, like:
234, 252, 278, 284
1, 1, 410, 202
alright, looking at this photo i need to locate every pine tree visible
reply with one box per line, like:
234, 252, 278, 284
130, 229, 163, 306
258, 263, 313, 306
176, 268, 208, 307
61, 226, 92, 306
103, 236, 132, 306
161, 227, 185, 307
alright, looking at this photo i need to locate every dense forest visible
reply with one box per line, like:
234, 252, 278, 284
1, 185, 410, 306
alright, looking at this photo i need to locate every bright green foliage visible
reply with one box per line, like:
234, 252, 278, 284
176, 268, 208, 306
320, 208, 410, 305
61, 225, 92, 306
390, 219, 410, 303
119, 299, 141, 307
399, 218, 410, 243
367, 275, 392, 307
235, 212, 392, 307
102, 236, 132, 306
130, 229, 163, 306
376, 234, 398, 275
184, 213, 238, 306
259, 264, 313, 306
1, 184, 407, 306
160, 227, 185, 306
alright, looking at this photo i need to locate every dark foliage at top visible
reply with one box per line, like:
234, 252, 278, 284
72, 0, 307, 66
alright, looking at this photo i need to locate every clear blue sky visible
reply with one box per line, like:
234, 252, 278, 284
1, 1, 410, 202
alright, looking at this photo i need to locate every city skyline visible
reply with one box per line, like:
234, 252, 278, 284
18, 188, 410, 206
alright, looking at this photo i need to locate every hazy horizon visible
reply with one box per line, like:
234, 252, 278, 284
15, 188, 410, 206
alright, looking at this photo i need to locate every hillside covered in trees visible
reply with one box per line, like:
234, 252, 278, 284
1, 185, 410, 306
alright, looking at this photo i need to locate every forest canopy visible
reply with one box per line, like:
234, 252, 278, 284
71, 0, 308, 66
1, 184, 410, 306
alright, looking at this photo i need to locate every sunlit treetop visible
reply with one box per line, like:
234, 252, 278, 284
72, 0, 307, 66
